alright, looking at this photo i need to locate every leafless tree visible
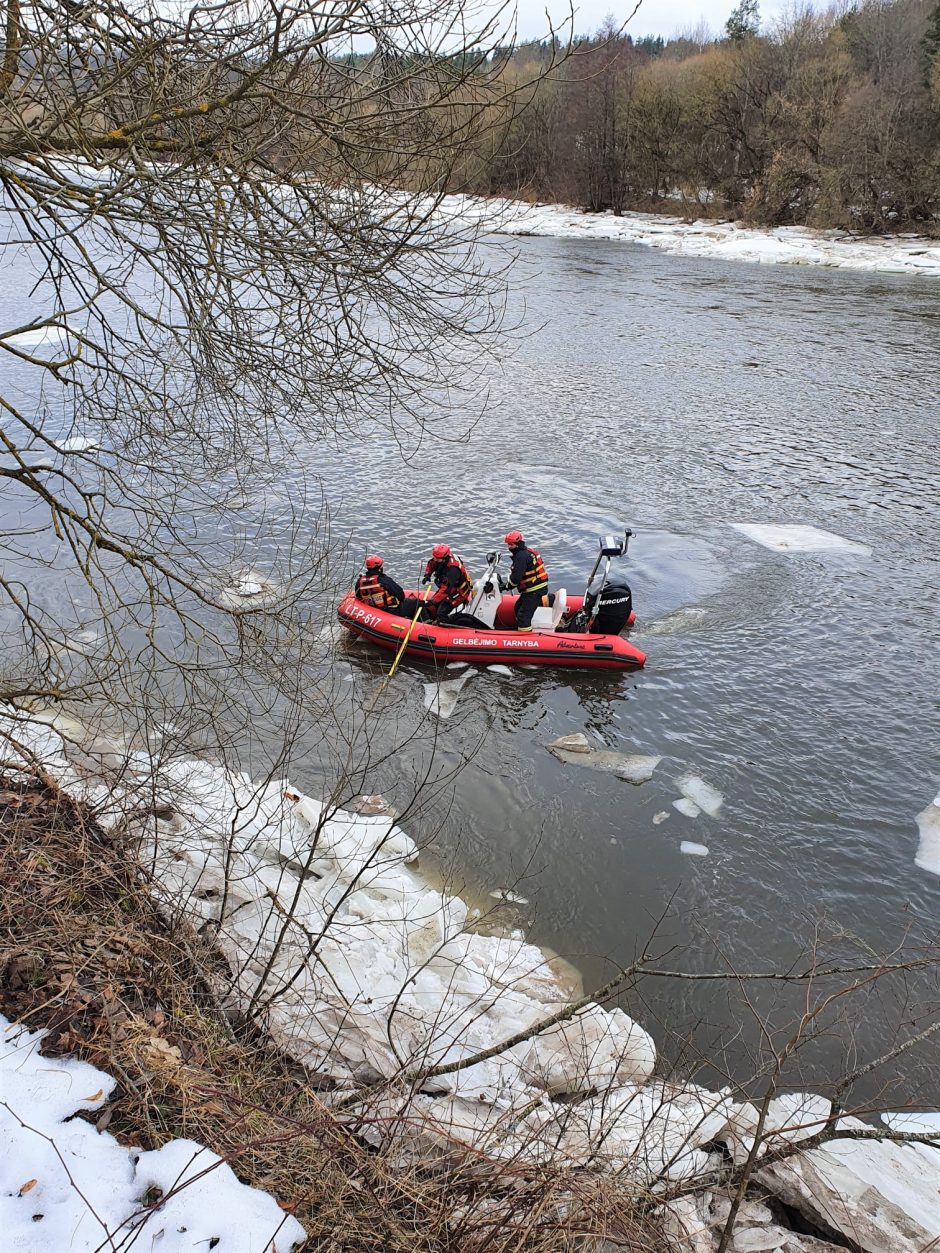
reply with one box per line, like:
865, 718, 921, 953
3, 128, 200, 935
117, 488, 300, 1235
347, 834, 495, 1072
0, 0, 575, 767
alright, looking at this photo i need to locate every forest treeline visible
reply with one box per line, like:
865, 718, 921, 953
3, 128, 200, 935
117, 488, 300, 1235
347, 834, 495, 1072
2, 0, 938, 234
455, 0, 940, 233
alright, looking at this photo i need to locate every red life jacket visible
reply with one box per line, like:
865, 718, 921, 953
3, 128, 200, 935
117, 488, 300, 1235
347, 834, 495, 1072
519, 547, 548, 593
356, 572, 401, 610
425, 553, 473, 607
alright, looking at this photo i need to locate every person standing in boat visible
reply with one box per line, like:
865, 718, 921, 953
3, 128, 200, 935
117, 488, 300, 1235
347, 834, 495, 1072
422, 543, 473, 622
355, 555, 421, 618
502, 530, 550, 631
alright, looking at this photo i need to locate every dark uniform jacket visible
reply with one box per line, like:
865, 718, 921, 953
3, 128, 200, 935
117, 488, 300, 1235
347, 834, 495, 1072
355, 570, 405, 608
507, 545, 548, 593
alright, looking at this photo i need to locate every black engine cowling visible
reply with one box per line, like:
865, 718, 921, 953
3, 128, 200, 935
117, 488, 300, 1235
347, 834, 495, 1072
589, 574, 633, 634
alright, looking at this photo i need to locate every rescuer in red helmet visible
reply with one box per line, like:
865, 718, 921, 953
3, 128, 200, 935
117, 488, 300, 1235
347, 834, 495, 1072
355, 554, 416, 617
422, 543, 473, 621
502, 531, 550, 631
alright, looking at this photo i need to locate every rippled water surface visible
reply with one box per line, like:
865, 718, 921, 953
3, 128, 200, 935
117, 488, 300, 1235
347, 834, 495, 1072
4, 234, 939, 1092
303, 238, 940, 1091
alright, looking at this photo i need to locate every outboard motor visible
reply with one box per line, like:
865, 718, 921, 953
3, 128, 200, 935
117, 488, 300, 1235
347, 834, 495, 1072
585, 571, 633, 634
564, 529, 635, 635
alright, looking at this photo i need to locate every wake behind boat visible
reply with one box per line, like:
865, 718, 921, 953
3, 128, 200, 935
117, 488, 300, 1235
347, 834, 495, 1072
338, 533, 647, 672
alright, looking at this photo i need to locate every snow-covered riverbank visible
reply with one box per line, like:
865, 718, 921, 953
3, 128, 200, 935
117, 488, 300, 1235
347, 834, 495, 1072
440, 193, 940, 277
2, 708, 938, 1252
0, 1015, 306, 1251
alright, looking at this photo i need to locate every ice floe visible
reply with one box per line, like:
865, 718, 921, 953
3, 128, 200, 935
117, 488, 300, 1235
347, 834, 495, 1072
881, 1110, 940, 1136
914, 791, 940, 876
673, 798, 702, 818
3, 324, 78, 352
731, 523, 871, 556
217, 567, 283, 610
0, 1014, 306, 1251
423, 671, 475, 719
545, 734, 660, 783
489, 888, 530, 906
681, 841, 710, 857
652, 811, 670, 825
758, 1116, 940, 1253
55, 434, 99, 453
486, 664, 513, 677
677, 774, 724, 818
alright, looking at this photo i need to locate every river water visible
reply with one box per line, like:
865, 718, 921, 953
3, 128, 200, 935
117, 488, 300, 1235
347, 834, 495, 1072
3, 232, 939, 1096
303, 236, 940, 1097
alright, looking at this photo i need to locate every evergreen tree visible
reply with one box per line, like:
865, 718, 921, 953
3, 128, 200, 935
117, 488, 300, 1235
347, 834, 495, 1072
725, 0, 760, 43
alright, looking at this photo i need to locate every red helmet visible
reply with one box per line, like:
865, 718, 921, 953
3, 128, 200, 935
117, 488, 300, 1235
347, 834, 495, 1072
365, 554, 384, 570
504, 530, 524, 547
432, 543, 451, 560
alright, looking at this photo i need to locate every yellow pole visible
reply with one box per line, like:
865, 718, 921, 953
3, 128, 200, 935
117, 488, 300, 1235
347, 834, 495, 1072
386, 583, 434, 681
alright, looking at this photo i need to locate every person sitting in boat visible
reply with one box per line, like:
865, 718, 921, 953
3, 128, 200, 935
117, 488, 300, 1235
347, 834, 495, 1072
422, 543, 473, 622
355, 555, 419, 618
502, 530, 550, 631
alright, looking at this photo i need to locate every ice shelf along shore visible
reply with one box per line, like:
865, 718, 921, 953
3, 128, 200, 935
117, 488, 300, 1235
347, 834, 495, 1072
436, 192, 940, 277
0, 1014, 305, 1252
2, 708, 939, 1253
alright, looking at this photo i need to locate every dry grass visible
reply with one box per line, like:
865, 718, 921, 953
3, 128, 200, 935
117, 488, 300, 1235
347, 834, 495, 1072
0, 776, 668, 1252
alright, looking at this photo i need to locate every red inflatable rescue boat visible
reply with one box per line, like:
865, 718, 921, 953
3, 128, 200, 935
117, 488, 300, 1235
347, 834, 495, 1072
338, 530, 647, 672
338, 591, 645, 671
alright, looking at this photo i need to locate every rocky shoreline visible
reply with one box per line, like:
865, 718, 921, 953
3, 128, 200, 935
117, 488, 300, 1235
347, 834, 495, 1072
2, 708, 938, 1251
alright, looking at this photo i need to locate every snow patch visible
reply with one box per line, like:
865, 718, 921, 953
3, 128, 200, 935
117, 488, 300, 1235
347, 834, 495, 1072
0, 1015, 306, 1251
437, 193, 940, 278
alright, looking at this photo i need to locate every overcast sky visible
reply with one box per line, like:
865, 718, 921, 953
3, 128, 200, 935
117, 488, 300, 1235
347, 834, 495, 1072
512, 0, 794, 41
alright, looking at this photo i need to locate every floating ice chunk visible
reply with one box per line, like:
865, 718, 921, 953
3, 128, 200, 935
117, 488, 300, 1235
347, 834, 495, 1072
673, 798, 701, 818
547, 736, 660, 782
5, 324, 76, 351
613, 755, 661, 785
546, 732, 592, 754
347, 793, 398, 818
56, 435, 98, 453
914, 792, 940, 875
486, 664, 513, 677
423, 672, 474, 719
218, 567, 281, 609
639, 607, 708, 637
724, 1092, 832, 1165
489, 888, 530, 906
680, 841, 709, 857
517, 1005, 656, 1094
677, 774, 723, 817
652, 811, 670, 825
446, 661, 468, 670
731, 523, 871, 556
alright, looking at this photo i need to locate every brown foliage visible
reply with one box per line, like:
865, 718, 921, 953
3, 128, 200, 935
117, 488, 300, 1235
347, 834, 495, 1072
464, 0, 940, 234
